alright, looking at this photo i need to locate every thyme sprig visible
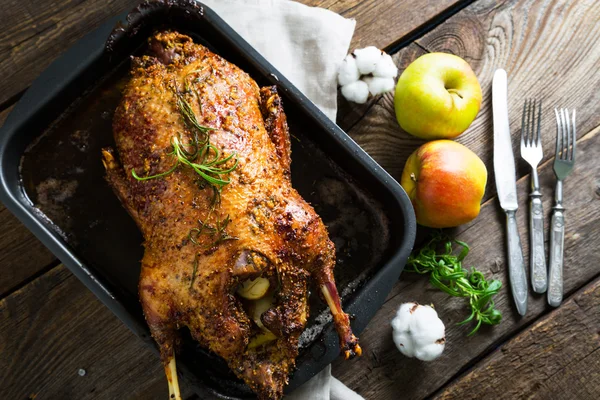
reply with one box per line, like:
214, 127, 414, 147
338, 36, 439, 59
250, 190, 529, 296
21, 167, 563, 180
131, 95, 237, 189
406, 232, 502, 336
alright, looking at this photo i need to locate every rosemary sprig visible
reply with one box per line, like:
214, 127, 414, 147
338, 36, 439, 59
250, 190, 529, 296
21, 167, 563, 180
189, 214, 238, 249
406, 232, 502, 336
131, 94, 238, 191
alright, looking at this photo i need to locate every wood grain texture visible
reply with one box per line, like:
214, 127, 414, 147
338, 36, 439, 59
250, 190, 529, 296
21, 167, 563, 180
0, 0, 139, 108
342, 0, 600, 202
436, 277, 600, 400
303, 0, 464, 49
332, 125, 600, 399
0, 204, 56, 297
0, 264, 195, 400
0, 109, 58, 297
0, 104, 13, 127
0, 0, 465, 111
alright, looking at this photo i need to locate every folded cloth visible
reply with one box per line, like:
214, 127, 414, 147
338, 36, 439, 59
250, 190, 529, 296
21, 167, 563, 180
201, 0, 355, 121
199, 1, 363, 398
286, 364, 365, 400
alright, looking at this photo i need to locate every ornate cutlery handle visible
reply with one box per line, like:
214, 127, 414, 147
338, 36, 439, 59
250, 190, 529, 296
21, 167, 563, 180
506, 209, 528, 315
530, 190, 547, 293
548, 205, 565, 307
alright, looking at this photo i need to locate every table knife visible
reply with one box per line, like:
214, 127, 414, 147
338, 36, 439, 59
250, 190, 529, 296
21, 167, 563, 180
492, 69, 528, 316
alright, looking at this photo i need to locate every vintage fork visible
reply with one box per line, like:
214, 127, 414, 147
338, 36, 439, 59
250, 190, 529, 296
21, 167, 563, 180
548, 108, 576, 307
521, 99, 546, 293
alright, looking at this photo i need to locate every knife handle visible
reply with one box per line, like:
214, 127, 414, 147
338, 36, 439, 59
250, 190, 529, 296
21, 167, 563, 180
530, 189, 547, 293
548, 205, 565, 307
506, 209, 528, 315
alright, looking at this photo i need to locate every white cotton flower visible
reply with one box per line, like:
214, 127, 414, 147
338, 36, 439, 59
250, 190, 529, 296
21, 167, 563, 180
338, 46, 397, 103
363, 76, 396, 96
353, 46, 383, 75
391, 302, 446, 361
341, 80, 369, 104
372, 52, 398, 78
337, 54, 361, 86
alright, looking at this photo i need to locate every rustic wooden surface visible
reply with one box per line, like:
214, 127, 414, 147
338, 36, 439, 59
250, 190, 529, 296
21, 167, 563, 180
437, 277, 600, 400
333, 125, 600, 399
0, 0, 599, 399
0, 264, 195, 399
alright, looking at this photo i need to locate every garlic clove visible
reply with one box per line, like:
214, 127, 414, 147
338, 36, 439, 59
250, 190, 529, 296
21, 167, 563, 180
237, 277, 270, 300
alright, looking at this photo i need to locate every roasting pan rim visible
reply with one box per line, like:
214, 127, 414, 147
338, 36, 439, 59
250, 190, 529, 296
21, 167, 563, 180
0, 0, 416, 397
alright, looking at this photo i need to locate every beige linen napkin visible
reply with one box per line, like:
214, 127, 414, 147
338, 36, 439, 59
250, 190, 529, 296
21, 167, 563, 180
200, 0, 363, 398
201, 0, 355, 121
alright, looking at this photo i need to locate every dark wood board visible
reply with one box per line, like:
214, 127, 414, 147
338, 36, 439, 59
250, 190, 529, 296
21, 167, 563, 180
0, 102, 57, 296
1, 0, 600, 399
0, 105, 13, 127
332, 125, 600, 399
341, 0, 600, 203
304, 0, 465, 49
436, 277, 600, 400
0, 0, 464, 109
0, 264, 195, 399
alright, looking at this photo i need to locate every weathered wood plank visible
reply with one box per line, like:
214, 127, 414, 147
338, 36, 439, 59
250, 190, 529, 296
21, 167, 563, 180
343, 0, 600, 202
0, 205, 56, 297
0, 0, 465, 111
332, 125, 600, 399
0, 103, 58, 297
0, 0, 139, 109
303, 0, 464, 49
0, 264, 195, 399
436, 277, 600, 400
0, 104, 13, 127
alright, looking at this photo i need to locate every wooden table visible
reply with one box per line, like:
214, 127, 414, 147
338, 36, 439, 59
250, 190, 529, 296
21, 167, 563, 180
1, 0, 599, 399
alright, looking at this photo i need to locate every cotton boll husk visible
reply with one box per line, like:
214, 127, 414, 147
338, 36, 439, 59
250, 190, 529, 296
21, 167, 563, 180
409, 306, 445, 361
393, 331, 416, 358
353, 46, 382, 75
337, 54, 361, 86
373, 53, 398, 78
341, 80, 369, 104
363, 76, 395, 96
391, 302, 445, 361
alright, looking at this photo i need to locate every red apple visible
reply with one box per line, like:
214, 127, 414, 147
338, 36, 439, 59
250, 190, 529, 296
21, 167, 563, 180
401, 140, 487, 228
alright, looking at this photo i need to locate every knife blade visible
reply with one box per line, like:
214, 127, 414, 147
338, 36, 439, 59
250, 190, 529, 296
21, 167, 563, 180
492, 69, 528, 316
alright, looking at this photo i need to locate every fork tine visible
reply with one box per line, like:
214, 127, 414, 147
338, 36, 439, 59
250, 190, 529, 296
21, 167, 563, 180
554, 108, 562, 159
571, 109, 576, 161
530, 99, 536, 146
532, 99, 538, 146
563, 109, 570, 160
536, 100, 542, 146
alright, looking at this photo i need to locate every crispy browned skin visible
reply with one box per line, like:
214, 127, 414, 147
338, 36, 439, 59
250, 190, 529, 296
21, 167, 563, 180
102, 31, 360, 399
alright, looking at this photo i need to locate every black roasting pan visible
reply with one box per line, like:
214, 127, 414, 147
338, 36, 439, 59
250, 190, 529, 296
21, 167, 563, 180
0, 1, 416, 398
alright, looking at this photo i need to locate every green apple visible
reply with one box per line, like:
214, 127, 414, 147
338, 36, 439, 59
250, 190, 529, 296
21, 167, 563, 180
394, 53, 482, 139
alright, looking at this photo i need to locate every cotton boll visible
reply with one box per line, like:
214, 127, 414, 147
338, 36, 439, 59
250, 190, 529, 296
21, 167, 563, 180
391, 302, 446, 361
341, 80, 369, 104
353, 46, 383, 75
373, 53, 398, 78
337, 54, 361, 86
363, 76, 395, 96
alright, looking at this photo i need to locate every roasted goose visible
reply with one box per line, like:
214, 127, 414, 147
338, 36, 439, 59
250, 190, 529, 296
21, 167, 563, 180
102, 31, 361, 400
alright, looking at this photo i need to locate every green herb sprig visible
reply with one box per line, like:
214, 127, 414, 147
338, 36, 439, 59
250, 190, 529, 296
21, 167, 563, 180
131, 95, 238, 191
189, 214, 237, 248
406, 232, 502, 336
